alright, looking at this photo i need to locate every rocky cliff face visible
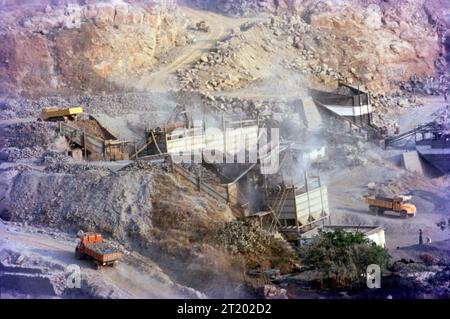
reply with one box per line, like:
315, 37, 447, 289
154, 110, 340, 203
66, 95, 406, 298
0, 0, 447, 97
186, 0, 300, 15
0, 0, 187, 97
186, 0, 447, 92
304, 0, 444, 91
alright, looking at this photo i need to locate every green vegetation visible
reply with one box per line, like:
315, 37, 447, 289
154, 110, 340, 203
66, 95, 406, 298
298, 229, 391, 289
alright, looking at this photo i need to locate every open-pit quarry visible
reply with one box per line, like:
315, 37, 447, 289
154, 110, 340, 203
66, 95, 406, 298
1, 0, 450, 301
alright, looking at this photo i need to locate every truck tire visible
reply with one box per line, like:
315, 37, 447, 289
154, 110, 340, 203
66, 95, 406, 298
369, 205, 377, 213
75, 248, 83, 260
400, 210, 408, 218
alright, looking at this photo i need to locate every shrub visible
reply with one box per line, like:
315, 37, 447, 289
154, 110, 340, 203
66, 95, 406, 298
298, 229, 390, 289
216, 220, 295, 271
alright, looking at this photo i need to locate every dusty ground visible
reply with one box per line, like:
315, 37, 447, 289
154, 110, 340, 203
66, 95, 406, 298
0, 0, 449, 299
0, 220, 203, 299
327, 97, 450, 255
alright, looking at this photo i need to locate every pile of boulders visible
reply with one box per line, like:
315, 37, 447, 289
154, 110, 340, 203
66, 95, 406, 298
365, 179, 411, 198
177, 14, 342, 92
177, 34, 252, 92
200, 93, 292, 119
262, 284, 288, 299
370, 93, 418, 128
341, 141, 368, 167
389, 259, 450, 298
400, 73, 449, 97
183, 0, 446, 95
266, 15, 343, 86
282, 57, 342, 85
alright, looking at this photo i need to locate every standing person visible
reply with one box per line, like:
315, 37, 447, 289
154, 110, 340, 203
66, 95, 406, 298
444, 88, 448, 102
394, 122, 400, 135
411, 74, 418, 102
411, 73, 418, 86
419, 229, 423, 245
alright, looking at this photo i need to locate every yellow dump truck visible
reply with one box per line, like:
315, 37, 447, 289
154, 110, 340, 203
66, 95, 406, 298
365, 195, 416, 218
40, 106, 83, 121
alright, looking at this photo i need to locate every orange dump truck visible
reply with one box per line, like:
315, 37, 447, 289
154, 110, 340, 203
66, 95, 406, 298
365, 195, 416, 218
75, 233, 123, 269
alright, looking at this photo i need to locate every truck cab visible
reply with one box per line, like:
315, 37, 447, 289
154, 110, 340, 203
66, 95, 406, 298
366, 195, 417, 218
399, 202, 416, 216
392, 197, 416, 217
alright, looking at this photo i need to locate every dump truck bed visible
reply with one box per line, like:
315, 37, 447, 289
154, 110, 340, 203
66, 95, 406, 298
84, 242, 123, 263
366, 197, 394, 209
41, 107, 83, 120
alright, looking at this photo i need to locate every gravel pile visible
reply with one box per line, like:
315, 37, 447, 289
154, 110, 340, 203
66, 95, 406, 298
0, 146, 44, 162
2, 167, 156, 239
0, 92, 178, 120
180, 163, 221, 182
89, 242, 120, 255
38, 150, 73, 166
0, 164, 32, 173
72, 120, 113, 140
1, 122, 58, 149
0, 98, 43, 119
44, 162, 110, 174
119, 160, 166, 172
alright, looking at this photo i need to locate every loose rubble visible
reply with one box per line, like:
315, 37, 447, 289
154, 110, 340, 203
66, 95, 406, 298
1, 0, 449, 300
400, 74, 450, 97
0, 147, 45, 162
1, 122, 58, 149
178, 1, 444, 94
39, 150, 73, 166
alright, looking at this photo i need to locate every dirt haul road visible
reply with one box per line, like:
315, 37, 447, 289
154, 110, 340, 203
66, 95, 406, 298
0, 222, 198, 298
327, 96, 450, 257
127, 7, 264, 92
398, 96, 448, 132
